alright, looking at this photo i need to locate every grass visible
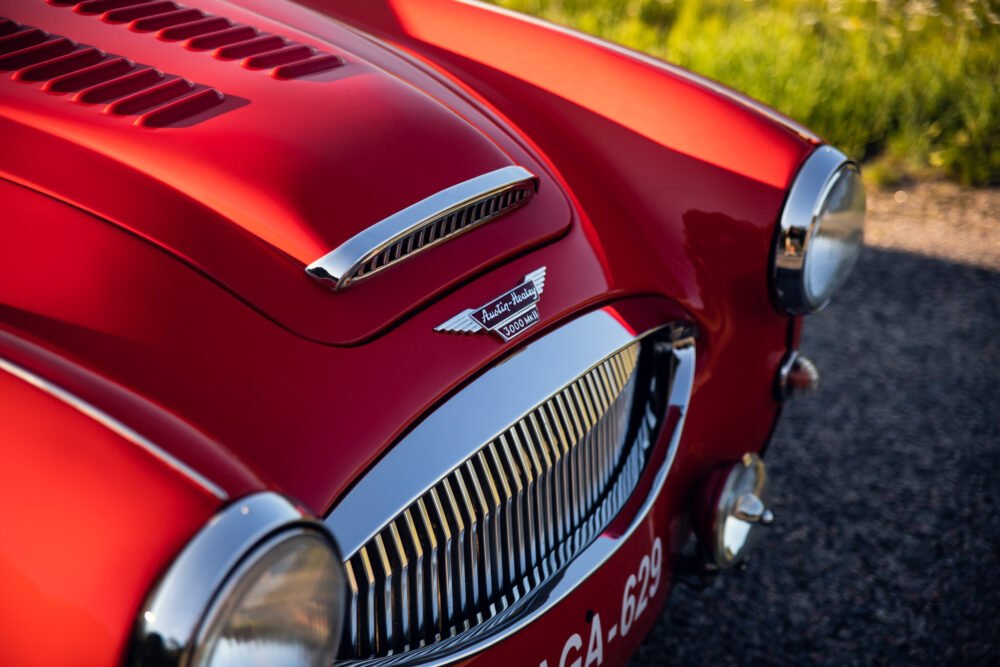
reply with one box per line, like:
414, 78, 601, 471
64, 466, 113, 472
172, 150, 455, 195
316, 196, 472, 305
491, 0, 1000, 186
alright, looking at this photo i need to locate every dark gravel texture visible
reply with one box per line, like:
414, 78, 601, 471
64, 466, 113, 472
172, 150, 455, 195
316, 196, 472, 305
632, 188, 1000, 666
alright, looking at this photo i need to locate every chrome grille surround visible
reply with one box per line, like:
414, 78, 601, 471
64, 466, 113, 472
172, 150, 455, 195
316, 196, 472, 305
327, 308, 697, 665
306, 166, 538, 290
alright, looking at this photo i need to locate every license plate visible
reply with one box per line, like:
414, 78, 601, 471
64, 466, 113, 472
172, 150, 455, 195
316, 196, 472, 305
537, 536, 663, 667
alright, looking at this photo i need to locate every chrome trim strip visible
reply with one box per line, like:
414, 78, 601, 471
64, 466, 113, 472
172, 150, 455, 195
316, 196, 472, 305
132, 492, 344, 667
0, 356, 227, 501
332, 330, 696, 667
306, 166, 538, 290
457, 0, 821, 143
328, 308, 670, 557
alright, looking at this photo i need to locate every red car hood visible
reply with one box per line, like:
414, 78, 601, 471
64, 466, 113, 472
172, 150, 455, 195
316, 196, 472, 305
0, 0, 571, 344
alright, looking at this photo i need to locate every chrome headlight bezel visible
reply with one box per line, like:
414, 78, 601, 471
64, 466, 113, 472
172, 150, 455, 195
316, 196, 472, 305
773, 145, 866, 314
131, 492, 346, 667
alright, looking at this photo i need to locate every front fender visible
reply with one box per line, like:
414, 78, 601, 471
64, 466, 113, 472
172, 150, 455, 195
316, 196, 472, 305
0, 358, 220, 667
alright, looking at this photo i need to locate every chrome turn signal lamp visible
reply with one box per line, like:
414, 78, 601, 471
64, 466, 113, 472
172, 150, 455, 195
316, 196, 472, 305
776, 350, 820, 402
132, 493, 345, 667
695, 453, 774, 569
773, 146, 865, 314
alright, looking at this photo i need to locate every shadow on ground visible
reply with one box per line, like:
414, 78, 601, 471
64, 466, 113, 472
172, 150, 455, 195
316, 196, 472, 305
632, 245, 1000, 665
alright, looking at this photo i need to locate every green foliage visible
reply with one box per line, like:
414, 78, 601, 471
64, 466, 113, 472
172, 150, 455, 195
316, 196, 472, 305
493, 0, 1000, 185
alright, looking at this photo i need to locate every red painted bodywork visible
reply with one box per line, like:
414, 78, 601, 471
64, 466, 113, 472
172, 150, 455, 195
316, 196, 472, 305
0, 0, 816, 664
0, 361, 219, 667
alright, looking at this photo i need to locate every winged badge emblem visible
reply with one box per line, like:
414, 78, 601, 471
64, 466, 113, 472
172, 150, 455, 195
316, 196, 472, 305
435, 267, 547, 342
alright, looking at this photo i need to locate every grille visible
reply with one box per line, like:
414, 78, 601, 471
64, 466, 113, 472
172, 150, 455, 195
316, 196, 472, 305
349, 186, 532, 284
49, 0, 345, 79
0, 18, 226, 127
340, 339, 673, 661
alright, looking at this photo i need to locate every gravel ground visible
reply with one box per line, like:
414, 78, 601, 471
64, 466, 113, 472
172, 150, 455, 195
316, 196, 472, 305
632, 183, 1000, 666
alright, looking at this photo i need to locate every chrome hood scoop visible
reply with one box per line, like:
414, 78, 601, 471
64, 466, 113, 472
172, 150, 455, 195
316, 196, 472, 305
307, 166, 539, 291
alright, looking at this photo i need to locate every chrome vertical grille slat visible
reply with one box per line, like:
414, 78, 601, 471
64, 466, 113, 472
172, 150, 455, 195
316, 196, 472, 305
386, 523, 409, 650
340, 339, 669, 662
358, 547, 377, 657
400, 511, 423, 649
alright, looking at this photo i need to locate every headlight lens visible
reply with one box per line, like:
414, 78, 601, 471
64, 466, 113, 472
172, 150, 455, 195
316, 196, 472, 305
192, 530, 344, 667
802, 165, 865, 306
133, 493, 346, 667
774, 146, 865, 313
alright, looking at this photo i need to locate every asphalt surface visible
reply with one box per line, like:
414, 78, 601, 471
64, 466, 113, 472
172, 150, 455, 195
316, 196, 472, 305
632, 185, 1000, 666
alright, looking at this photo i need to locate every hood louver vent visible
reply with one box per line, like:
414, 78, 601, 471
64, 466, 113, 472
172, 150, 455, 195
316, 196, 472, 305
49, 0, 345, 79
1, 18, 226, 127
